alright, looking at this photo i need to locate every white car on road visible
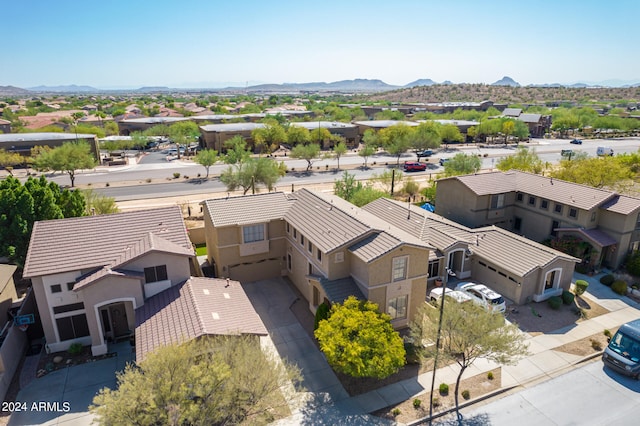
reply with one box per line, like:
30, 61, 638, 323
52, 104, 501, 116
455, 282, 506, 313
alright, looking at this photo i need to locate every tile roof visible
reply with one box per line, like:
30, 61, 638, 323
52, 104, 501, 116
555, 227, 618, 248
442, 171, 618, 211
135, 277, 267, 362
203, 192, 293, 227
23, 206, 191, 278
600, 194, 640, 215
285, 189, 432, 255
363, 197, 578, 277
199, 122, 264, 133
318, 276, 365, 303
518, 113, 542, 123
73, 268, 143, 291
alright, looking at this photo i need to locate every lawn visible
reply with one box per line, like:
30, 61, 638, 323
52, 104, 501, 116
195, 244, 207, 256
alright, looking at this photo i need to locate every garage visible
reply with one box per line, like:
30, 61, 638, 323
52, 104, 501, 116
228, 257, 283, 283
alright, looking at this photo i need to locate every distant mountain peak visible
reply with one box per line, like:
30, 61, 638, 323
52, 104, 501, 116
404, 79, 436, 88
491, 76, 520, 87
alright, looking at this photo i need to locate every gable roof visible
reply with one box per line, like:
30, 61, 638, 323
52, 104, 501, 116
23, 206, 191, 278
441, 170, 622, 211
285, 189, 432, 256
202, 192, 293, 227
135, 277, 267, 362
363, 197, 578, 277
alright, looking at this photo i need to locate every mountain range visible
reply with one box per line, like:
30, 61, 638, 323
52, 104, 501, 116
0, 77, 637, 96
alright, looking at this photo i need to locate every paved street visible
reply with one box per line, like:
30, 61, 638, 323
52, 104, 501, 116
445, 361, 640, 426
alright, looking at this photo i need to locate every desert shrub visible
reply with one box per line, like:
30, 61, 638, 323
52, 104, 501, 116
432, 397, 440, 408
173, 172, 181, 179
392, 408, 401, 417
625, 251, 640, 276
604, 329, 612, 338
313, 302, 330, 330
487, 371, 494, 380
599, 275, 615, 286
439, 383, 449, 395
590, 338, 602, 351
562, 290, 575, 305
461, 390, 471, 400
612, 280, 628, 295
548, 296, 563, 310
413, 398, 422, 408
68, 343, 83, 355
575, 280, 589, 295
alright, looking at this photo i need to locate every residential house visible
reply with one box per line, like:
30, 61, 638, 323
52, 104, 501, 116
0, 132, 100, 159
435, 170, 640, 270
203, 190, 433, 328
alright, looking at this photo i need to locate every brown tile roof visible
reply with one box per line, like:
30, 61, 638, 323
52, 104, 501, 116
73, 268, 143, 291
363, 197, 578, 277
443, 171, 617, 211
23, 206, 191, 278
286, 189, 432, 255
600, 194, 640, 215
135, 277, 267, 362
203, 192, 293, 227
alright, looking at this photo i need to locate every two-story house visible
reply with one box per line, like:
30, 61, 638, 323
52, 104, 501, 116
435, 170, 640, 270
203, 189, 433, 328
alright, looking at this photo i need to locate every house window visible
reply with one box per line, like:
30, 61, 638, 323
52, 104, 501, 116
490, 194, 505, 209
293, 228, 297, 239
287, 254, 292, 271
528, 196, 536, 206
388, 295, 408, 320
514, 217, 522, 231
516, 193, 523, 202
300, 234, 305, 246
286, 222, 290, 233
51, 284, 62, 294
242, 224, 265, 243
334, 252, 344, 263
392, 257, 408, 281
554, 203, 563, 214
428, 260, 439, 279
317, 249, 322, 262
308, 241, 312, 253
591, 211, 596, 222
569, 208, 578, 219
551, 220, 559, 237
540, 199, 549, 210
308, 262, 313, 275
56, 314, 90, 341
53, 302, 85, 315
144, 265, 168, 283
66, 282, 75, 291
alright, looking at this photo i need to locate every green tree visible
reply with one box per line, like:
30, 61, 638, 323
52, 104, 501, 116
286, 125, 310, 146
167, 121, 200, 158
334, 171, 363, 201
0, 149, 24, 175
551, 155, 633, 189
220, 157, 285, 195
223, 135, 251, 165
309, 127, 333, 147
496, 146, 544, 173
252, 121, 287, 154
0, 176, 85, 266
193, 149, 219, 178
33, 141, 97, 187
444, 153, 482, 177
290, 143, 321, 171
315, 296, 405, 379
380, 124, 414, 168
410, 301, 528, 416
91, 335, 301, 426
439, 124, 464, 146
358, 143, 376, 168
410, 121, 442, 154
332, 141, 348, 170
362, 129, 382, 149
83, 189, 119, 215
372, 169, 403, 195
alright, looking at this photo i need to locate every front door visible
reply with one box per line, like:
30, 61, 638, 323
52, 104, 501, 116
109, 303, 129, 338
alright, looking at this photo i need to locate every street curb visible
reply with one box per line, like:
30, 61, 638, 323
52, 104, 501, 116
402, 351, 605, 425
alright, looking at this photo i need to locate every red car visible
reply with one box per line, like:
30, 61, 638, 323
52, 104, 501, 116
403, 161, 427, 172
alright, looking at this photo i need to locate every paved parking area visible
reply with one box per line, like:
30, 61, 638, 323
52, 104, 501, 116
9, 342, 133, 426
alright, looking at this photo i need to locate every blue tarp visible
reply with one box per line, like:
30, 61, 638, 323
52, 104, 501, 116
421, 203, 435, 212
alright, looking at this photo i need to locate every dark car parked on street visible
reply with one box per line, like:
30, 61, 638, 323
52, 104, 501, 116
570, 139, 583, 144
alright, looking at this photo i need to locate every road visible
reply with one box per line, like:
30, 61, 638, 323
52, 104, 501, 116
33, 137, 640, 201
439, 360, 640, 426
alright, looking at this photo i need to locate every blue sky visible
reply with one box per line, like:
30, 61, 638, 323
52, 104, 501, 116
2, 0, 639, 89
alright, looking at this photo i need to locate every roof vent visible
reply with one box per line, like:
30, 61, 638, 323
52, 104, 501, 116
203, 289, 210, 295
223, 292, 230, 299
212, 312, 220, 320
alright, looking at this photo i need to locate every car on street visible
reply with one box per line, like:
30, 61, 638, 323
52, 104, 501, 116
570, 139, 583, 144
403, 161, 427, 172
416, 149, 433, 158
428, 287, 473, 305
602, 319, 640, 379
455, 282, 506, 313
597, 146, 614, 156
439, 158, 450, 166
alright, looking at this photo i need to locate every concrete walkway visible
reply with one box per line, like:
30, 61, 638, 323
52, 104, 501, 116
271, 272, 640, 424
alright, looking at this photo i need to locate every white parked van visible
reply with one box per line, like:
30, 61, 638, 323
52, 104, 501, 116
597, 146, 614, 156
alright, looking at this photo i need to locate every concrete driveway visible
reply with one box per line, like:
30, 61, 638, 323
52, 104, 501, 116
9, 342, 133, 426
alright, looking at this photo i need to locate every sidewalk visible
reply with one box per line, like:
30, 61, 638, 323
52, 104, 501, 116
279, 272, 640, 424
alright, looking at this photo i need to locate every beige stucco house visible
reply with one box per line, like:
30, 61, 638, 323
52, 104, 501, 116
203, 189, 577, 326
435, 170, 640, 270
